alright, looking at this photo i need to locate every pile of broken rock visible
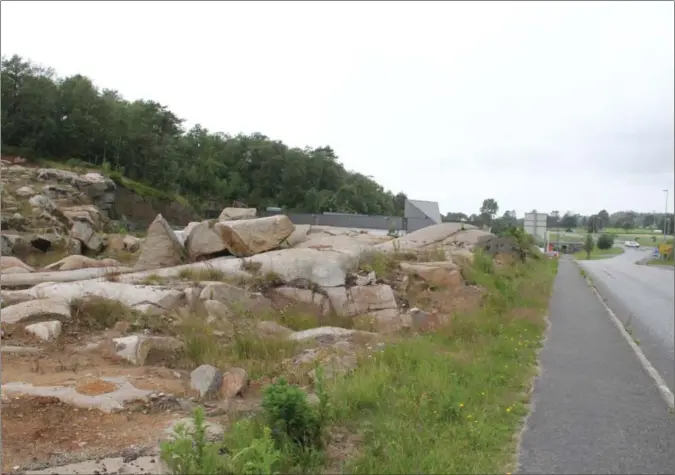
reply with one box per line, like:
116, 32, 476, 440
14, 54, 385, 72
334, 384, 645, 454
2, 196, 505, 473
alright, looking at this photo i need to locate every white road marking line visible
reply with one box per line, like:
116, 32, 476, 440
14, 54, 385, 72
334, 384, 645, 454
577, 262, 674, 410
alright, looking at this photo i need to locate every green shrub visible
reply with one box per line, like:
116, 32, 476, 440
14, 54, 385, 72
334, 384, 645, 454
160, 407, 228, 474
261, 375, 327, 451
597, 234, 614, 250
160, 407, 283, 475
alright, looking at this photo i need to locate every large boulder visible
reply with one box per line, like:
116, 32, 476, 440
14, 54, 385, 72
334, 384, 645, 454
134, 214, 186, 270
107, 234, 142, 253
399, 261, 463, 290
12, 247, 360, 290
1, 298, 71, 324
112, 335, 183, 366
322, 284, 406, 333
268, 286, 330, 315
44, 255, 122, 271
0, 256, 35, 273
15, 281, 185, 311
71, 219, 105, 252
218, 207, 257, 221
60, 205, 105, 230
324, 284, 398, 317
200, 282, 274, 314
29, 194, 56, 213
376, 222, 480, 253
0, 265, 134, 287
0, 234, 30, 256
185, 220, 228, 260
214, 215, 295, 257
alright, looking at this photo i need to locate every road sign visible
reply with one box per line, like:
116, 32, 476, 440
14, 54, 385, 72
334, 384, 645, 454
524, 212, 548, 242
658, 242, 673, 257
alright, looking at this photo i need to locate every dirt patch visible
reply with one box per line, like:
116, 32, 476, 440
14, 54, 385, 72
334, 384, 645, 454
1, 348, 188, 397
407, 279, 484, 317
1, 395, 176, 473
75, 378, 119, 396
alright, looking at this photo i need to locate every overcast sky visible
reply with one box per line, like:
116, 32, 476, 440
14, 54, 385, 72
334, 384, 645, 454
2, 1, 673, 217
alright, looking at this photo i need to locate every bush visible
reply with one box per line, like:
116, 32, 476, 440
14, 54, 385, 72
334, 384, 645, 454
261, 376, 327, 450
160, 407, 283, 475
597, 234, 614, 250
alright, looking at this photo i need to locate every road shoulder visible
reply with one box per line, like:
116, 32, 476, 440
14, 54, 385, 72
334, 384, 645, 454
517, 258, 675, 475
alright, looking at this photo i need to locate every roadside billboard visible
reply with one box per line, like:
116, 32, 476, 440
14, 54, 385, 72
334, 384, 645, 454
524, 212, 548, 243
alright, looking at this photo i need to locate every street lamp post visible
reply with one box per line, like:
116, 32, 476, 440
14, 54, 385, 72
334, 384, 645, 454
663, 189, 669, 242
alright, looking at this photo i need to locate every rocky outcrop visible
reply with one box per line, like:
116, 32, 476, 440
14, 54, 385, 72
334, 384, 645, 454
134, 214, 187, 270
214, 215, 295, 257
36, 168, 116, 213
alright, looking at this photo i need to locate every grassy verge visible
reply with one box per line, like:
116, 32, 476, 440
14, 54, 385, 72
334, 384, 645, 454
327, 253, 558, 474
646, 258, 675, 267
159, 251, 558, 474
573, 247, 624, 260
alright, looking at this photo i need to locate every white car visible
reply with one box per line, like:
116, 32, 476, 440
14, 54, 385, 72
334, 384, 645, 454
624, 240, 640, 248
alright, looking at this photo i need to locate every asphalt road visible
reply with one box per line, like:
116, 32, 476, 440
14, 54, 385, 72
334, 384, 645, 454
518, 257, 675, 474
577, 248, 674, 393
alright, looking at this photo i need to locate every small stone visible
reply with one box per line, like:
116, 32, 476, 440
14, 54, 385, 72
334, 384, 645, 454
220, 367, 248, 399
24, 320, 62, 342
190, 364, 223, 399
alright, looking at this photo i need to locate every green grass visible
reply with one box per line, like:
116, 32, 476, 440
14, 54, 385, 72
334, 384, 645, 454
600, 227, 663, 235
574, 246, 624, 261
646, 258, 675, 267
325, 254, 558, 474
547, 232, 585, 243
567, 228, 674, 245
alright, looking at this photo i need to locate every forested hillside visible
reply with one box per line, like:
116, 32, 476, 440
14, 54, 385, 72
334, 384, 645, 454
1, 55, 407, 215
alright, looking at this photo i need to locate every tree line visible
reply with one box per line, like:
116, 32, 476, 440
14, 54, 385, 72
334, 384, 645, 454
546, 209, 674, 234
0, 54, 408, 216
443, 202, 675, 237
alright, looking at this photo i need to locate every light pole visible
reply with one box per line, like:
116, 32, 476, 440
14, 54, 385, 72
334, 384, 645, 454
663, 189, 669, 242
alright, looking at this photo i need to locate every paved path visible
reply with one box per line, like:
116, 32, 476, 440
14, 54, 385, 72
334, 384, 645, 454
578, 248, 674, 393
518, 257, 675, 475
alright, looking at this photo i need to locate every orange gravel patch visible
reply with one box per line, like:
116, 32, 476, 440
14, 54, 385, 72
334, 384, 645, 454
75, 379, 119, 396
1, 395, 175, 473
